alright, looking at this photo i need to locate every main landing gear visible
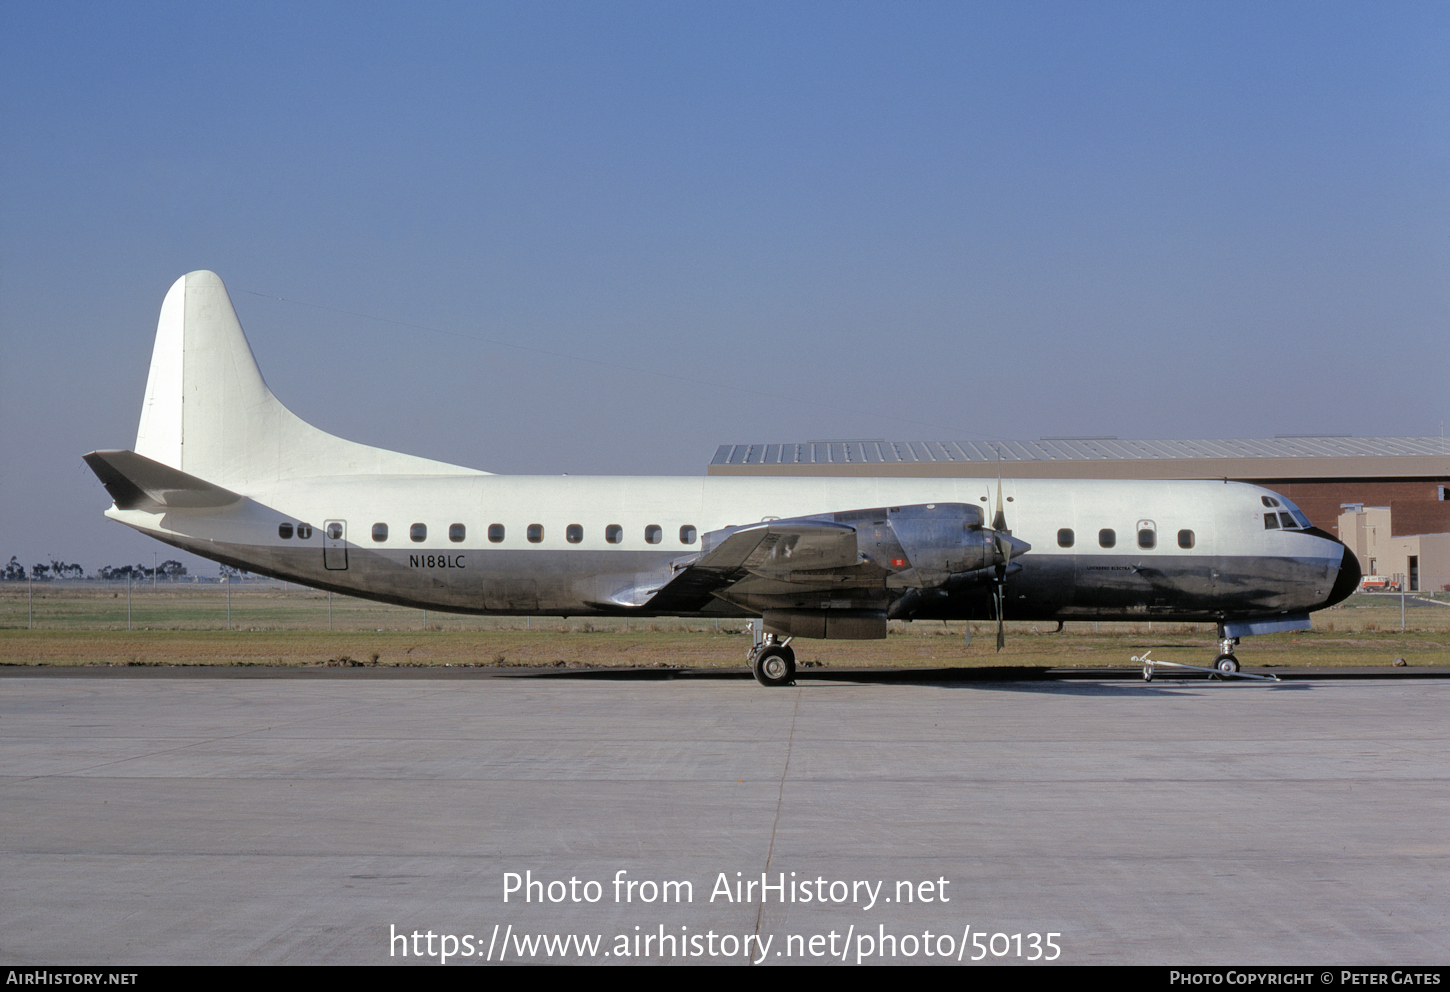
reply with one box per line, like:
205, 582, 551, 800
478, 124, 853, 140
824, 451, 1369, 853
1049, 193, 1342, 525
747, 622, 796, 687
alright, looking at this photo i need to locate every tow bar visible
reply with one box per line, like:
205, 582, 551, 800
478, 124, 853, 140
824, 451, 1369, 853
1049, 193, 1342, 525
1134, 650, 1280, 683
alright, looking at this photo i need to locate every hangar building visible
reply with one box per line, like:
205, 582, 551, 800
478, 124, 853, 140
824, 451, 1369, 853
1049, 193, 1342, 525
709, 436, 1450, 592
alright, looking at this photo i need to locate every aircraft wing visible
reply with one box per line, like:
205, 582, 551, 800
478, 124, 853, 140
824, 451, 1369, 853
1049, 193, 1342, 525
633, 518, 861, 613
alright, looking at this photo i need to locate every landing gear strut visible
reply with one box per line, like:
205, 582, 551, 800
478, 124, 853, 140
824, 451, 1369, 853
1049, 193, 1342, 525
1213, 630, 1240, 676
747, 620, 796, 687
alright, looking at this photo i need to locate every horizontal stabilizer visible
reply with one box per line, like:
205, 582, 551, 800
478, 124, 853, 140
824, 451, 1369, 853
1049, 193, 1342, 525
83, 449, 244, 510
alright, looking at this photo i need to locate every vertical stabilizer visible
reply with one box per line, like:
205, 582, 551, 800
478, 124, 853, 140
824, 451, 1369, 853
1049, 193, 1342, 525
133, 271, 485, 488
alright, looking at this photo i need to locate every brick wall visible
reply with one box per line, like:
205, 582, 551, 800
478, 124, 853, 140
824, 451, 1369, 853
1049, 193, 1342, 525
1255, 479, 1449, 536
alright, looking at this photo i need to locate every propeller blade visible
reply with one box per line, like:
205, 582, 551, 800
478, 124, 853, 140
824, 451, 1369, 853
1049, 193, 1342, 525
989, 451, 1011, 652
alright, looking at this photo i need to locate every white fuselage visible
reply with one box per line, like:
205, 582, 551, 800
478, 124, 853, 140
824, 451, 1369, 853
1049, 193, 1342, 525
109, 473, 1354, 623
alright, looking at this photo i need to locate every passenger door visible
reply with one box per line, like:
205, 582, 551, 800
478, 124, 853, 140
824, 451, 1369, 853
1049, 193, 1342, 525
324, 520, 348, 570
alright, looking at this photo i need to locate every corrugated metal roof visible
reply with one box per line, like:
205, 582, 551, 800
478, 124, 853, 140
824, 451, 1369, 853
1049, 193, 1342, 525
710, 437, 1450, 466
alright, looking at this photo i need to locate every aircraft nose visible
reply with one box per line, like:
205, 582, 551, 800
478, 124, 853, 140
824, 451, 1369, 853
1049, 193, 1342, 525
1322, 539, 1361, 609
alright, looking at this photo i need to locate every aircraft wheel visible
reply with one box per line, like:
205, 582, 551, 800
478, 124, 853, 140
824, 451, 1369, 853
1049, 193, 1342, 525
1215, 654, 1240, 674
1142, 665, 1153, 682
753, 648, 796, 688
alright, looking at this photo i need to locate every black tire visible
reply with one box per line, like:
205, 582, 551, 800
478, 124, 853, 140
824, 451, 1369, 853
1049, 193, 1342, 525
752, 648, 796, 687
1215, 654, 1240, 674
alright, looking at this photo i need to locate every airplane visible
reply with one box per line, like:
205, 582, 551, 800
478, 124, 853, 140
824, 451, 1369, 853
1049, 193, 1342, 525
85, 271, 1362, 686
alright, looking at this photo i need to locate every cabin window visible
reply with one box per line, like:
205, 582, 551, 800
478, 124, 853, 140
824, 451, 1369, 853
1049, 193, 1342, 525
1057, 528, 1074, 548
1279, 512, 1296, 529
1138, 528, 1155, 549
1099, 529, 1116, 548
410, 523, 427, 542
449, 524, 465, 542
645, 525, 662, 544
297, 523, 313, 540
680, 525, 697, 544
488, 524, 505, 543
606, 524, 623, 544
1178, 529, 1195, 549
372, 523, 388, 542
527, 524, 544, 543
567, 524, 583, 544
327, 523, 343, 540
278, 522, 294, 539
1263, 513, 1280, 530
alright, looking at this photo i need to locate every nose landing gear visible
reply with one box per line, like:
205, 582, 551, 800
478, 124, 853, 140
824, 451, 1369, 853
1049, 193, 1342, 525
1214, 633, 1240, 674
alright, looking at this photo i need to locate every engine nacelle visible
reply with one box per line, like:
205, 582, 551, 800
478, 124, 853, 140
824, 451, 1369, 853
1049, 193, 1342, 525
884, 502, 994, 580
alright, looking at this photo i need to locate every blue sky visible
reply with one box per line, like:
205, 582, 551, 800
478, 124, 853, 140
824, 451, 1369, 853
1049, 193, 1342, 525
2, 1, 1447, 573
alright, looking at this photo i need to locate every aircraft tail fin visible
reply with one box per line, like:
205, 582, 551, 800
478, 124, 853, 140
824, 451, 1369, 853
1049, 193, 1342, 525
133, 271, 485, 488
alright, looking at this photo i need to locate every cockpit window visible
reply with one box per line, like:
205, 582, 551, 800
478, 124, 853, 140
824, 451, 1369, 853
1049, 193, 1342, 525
1279, 512, 1296, 529
1275, 495, 1313, 529
1261, 496, 1281, 508
1263, 513, 1280, 530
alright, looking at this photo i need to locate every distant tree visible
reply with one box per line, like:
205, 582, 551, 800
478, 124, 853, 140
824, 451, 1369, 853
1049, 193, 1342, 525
2, 557, 24, 581
99, 564, 136, 580
49, 560, 84, 580
31, 563, 50, 581
158, 560, 187, 579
